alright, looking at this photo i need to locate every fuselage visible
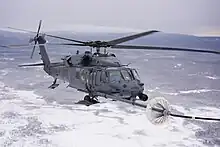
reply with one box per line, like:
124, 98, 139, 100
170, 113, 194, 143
48, 64, 144, 98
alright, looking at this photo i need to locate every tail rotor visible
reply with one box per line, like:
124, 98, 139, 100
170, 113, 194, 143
29, 20, 42, 59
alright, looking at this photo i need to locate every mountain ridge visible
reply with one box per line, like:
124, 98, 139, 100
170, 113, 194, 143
0, 30, 220, 50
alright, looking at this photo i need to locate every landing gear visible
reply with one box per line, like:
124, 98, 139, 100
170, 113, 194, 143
84, 95, 91, 101
75, 95, 100, 106
48, 78, 59, 89
109, 53, 116, 57
138, 93, 148, 101
84, 95, 99, 104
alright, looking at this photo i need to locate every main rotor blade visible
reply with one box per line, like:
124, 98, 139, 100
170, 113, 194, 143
7, 27, 37, 34
0, 43, 86, 48
107, 30, 159, 45
45, 34, 86, 44
7, 27, 86, 44
46, 43, 88, 47
0, 44, 45, 48
112, 45, 220, 55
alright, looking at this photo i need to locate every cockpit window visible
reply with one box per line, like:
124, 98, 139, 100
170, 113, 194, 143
109, 70, 123, 83
132, 69, 140, 80
100, 71, 108, 83
108, 69, 134, 83
121, 69, 132, 81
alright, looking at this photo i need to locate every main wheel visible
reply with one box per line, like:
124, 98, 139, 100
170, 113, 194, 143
138, 93, 148, 101
110, 53, 116, 57
84, 95, 91, 102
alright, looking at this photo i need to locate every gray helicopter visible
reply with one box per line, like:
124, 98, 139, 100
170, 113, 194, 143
2, 20, 220, 124
4, 20, 159, 106
3, 20, 220, 107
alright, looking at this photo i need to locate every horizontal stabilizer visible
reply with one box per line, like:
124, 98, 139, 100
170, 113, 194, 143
18, 63, 44, 67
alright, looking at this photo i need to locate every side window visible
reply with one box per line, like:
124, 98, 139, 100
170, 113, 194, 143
88, 72, 93, 85
100, 71, 107, 83
92, 71, 96, 85
75, 68, 80, 79
95, 71, 101, 85
80, 69, 85, 82
109, 70, 122, 83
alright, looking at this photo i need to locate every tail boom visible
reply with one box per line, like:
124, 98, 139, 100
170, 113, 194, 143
37, 36, 51, 73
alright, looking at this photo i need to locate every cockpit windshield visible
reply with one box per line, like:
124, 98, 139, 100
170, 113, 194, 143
109, 70, 122, 83
131, 69, 140, 80
121, 69, 132, 81
108, 69, 133, 83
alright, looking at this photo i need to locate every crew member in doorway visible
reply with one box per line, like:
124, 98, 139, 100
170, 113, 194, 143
81, 51, 92, 66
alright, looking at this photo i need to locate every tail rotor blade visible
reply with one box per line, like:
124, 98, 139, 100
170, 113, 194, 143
30, 45, 36, 59
36, 20, 42, 37
30, 40, 37, 59
30, 20, 42, 59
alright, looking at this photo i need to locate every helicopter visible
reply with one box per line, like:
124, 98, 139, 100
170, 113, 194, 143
2, 20, 220, 125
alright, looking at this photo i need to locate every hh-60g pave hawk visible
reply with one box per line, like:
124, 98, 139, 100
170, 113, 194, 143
2, 20, 220, 125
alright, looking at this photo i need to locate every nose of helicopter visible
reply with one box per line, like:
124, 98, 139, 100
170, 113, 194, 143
110, 80, 144, 97
129, 82, 144, 94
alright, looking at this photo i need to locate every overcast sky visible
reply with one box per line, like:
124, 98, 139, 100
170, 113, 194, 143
0, 0, 219, 35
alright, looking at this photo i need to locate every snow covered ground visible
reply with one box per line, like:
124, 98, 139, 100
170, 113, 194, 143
0, 31, 220, 146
